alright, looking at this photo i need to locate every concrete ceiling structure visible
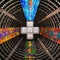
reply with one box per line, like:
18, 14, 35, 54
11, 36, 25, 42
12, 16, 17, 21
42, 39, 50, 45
0, 0, 60, 60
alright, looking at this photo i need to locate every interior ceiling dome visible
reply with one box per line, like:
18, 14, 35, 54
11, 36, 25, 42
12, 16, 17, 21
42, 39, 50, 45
0, 0, 60, 60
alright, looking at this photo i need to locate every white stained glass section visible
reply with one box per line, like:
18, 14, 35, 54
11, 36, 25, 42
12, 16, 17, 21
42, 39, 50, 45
34, 27, 39, 34
27, 21, 34, 27
21, 27, 27, 34
27, 27, 33, 33
27, 34, 33, 39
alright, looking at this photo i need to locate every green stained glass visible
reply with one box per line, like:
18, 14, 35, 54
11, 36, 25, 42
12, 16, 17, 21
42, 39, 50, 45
26, 41, 29, 48
49, 31, 53, 36
31, 48, 36, 54
57, 32, 60, 38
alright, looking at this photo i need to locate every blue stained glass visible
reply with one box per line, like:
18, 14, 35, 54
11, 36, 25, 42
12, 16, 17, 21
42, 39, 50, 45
20, 0, 40, 21
0, 34, 3, 38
